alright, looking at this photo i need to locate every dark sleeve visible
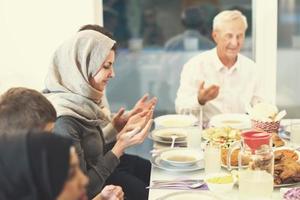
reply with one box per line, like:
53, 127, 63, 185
53, 116, 120, 199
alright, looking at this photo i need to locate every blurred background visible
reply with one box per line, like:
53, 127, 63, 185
102, 0, 300, 118
0, 0, 299, 118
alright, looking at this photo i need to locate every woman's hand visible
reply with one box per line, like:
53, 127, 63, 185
120, 109, 153, 134
111, 94, 157, 132
94, 185, 124, 200
111, 107, 127, 132
131, 94, 157, 115
112, 118, 153, 158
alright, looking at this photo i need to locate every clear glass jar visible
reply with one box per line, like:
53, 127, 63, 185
228, 130, 274, 200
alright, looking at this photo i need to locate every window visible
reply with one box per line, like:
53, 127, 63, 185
103, 0, 253, 115
277, 0, 300, 118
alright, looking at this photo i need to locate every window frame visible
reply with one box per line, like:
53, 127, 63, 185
253, 0, 278, 103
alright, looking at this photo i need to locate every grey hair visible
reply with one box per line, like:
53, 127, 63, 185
213, 10, 248, 31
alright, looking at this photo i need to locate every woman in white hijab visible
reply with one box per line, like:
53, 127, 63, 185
44, 25, 154, 200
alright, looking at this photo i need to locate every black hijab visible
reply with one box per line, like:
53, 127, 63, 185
0, 131, 73, 200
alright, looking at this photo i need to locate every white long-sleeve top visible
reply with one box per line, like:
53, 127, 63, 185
175, 48, 265, 122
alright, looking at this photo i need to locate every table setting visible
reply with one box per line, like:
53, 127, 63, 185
148, 103, 300, 199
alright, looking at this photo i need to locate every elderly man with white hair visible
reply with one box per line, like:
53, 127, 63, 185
175, 10, 265, 123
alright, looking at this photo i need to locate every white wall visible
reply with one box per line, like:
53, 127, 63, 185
0, 0, 99, 92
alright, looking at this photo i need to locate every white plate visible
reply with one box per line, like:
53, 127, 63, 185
150, 148, 204, 172
149, 133, 187, 145
160, 148, 203, 167
156, 191, 218, 200
150, 128, 187, 144
209, 114, 251, 130
154, 114, 198, 129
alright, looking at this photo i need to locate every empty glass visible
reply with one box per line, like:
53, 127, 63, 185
180, 107, 203, 149
204, 142, 221, 175
290, 121, 300, 147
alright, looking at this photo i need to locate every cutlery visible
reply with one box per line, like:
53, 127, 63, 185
170, 135, 177, 148
152, 179, 203, 184
147, 181, 206, 189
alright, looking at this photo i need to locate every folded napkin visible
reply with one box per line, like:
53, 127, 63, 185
281, 187, 300, 200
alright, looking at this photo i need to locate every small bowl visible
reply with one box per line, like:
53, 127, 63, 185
160, 148, 203, 167
205, 173, 235, 193
154, 114, 198, 129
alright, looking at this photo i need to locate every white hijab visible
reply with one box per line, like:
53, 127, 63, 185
45, 30, 115, 126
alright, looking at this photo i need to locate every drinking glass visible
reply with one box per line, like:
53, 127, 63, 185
180, 107, 203, 149
204, 142, 221, 175
290, 121, 300, 147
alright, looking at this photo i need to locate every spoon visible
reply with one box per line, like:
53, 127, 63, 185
170, 135, 178, 148
188, 182, 206, 189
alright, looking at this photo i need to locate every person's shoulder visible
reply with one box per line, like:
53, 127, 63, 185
56, 115, 82, 125
164, 34, 184, 51
238, 53, 256, 66
55, 116, 87, 132
238, 54, 259, 75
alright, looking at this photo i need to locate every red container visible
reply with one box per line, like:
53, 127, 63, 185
242, 130, 272, 152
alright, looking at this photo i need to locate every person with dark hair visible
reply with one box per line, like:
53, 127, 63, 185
164, 6, 214, 51
0, 131, 124, 200
44, 25, 154, 200
0, 87, 57, 134
77, 24, 156, 140
78, 24, 117, 51
0, 131, 87, 200
142, 8, 165, 47
103, 0, 130, 48
0, 87, 124, 200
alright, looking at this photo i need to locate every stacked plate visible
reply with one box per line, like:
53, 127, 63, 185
154, 114, 198, 129
150, 148, 204, 172
151, 114, 198, 145
150, 128, 187, 144
209, 113, 251, 130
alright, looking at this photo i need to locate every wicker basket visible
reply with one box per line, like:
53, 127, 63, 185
251, 120, 280, 133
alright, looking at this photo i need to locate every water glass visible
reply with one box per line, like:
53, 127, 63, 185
186, 126, 202, 149
290, 121, 300, 147
180, 107, 203, 149
179, 107, 203, 127
239, 170, 273, 200
204, 142, 221, 175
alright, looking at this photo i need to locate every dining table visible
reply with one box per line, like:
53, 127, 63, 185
147, 119, 300, 200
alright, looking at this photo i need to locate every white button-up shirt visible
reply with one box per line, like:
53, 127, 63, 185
175, 48, 265, 122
